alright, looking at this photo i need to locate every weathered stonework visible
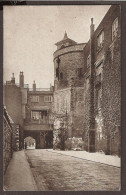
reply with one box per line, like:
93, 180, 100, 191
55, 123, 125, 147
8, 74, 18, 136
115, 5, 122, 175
83, 5, 121, 155
53, 5, 121, 155
53, 33, 85, 149
3, 107, 13, 174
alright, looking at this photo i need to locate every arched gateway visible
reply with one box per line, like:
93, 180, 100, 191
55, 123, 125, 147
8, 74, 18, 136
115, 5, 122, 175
24, 130, 53, 149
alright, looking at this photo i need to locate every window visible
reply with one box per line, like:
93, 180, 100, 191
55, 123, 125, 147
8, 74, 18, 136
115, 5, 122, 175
44, 96, 52, 102
60, 72, 63, 79
31, 111, 40, 120
87, 55, 91, 68
86, 77, 90, 91
95, 74, 101, 86
77, 68, 83, 78
56, 68, 59, 78
97, 30, 104, 51
112, 17, 118, 41
97, 88, 102, 108
31, 96, 39, 102
31, 110, 47, 121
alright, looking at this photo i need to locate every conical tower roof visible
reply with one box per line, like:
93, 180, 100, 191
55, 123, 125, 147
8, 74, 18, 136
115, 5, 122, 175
55, 31, 77, 49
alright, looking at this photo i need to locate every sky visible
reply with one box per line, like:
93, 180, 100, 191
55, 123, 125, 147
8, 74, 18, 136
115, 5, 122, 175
4, 5, 111, 88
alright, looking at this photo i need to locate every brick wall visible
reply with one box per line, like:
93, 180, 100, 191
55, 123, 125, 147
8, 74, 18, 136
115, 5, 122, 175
3, 84, 23, 126
101, 35, 121, 155
83, 5, 121, 155
3, 108, 13, 174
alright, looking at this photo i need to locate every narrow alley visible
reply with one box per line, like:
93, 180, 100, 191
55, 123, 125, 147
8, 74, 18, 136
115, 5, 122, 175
4, 149, 120, 191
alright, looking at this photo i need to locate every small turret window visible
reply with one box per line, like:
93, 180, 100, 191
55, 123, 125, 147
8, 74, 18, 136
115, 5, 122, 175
56, 68, 59, 78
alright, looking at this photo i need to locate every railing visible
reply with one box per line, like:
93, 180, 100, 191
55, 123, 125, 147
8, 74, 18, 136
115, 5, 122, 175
28, 88, 50, 91
24, 118, 54, 125
4, 82, 51, 91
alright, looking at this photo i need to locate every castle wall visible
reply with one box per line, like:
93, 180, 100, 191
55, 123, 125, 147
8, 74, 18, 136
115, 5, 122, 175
83, 5, 121, 155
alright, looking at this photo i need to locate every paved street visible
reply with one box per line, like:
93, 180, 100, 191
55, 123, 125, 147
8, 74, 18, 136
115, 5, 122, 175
25, 149, 120, 191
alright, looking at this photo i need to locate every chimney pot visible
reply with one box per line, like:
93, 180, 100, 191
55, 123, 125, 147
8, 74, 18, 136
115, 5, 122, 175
19, 71, 24, 87
11, 73, 15, 84
33, 80, 36, 91
91, 18, 93, 24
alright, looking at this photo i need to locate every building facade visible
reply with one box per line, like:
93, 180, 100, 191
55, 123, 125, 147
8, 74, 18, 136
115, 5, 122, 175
53, 5, 121, 155
4, 72, 54, 150
24, 82, 54, 149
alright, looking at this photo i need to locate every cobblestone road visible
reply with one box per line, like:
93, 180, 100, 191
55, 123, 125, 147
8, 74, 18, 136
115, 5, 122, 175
25, 149, 120, 191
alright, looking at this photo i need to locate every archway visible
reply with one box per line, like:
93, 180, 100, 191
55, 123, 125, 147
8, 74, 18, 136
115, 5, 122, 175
24, 136, 36, 149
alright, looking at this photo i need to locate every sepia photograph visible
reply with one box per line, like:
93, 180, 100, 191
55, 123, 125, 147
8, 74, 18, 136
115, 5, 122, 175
3, 3, 121, 191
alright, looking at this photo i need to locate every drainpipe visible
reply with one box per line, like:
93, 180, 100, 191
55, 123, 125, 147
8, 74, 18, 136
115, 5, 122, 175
88, 18, 95, 152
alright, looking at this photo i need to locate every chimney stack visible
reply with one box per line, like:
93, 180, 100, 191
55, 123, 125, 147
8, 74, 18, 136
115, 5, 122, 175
19, 72, 24, 87
33, 80, 36, 91
90, 18, 95, 38
11, 73, 15, 84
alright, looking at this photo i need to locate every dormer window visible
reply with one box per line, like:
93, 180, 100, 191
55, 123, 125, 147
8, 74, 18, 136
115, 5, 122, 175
61, 45, 65, 49
97, 30, 104, 51
112, 17, 118, 41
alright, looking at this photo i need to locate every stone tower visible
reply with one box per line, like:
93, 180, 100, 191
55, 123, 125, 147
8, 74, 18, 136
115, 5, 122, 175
53, 32, 86, 149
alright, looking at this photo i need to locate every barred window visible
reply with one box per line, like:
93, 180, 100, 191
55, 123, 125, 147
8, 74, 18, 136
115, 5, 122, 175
112, 17, 118, 41
31, 96, 39, 102
44, 96, 52, 102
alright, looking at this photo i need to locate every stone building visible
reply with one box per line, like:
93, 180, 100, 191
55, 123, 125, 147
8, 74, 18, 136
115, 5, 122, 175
53, 5, 121, 155
4, 73, 54, 150
24, 81, 53, 149
53, 32, 86, 149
